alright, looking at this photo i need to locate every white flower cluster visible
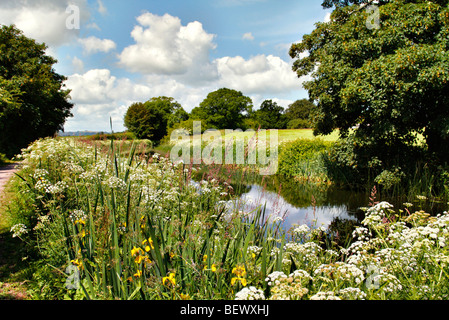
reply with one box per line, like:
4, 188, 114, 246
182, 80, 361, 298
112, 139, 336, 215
265, 271, 287, 286
293, 224, 310, 236
310, 291, 341, 300
362, 201, 393, 228
69, 209, 88, 223
235, 286, 265, 300
11, 223, 28, 238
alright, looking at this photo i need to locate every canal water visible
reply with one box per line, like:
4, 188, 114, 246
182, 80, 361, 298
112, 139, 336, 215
229, 174, 448, 234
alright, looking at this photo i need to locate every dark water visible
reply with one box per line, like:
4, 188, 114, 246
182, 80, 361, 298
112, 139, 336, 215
230, 174, 448, 233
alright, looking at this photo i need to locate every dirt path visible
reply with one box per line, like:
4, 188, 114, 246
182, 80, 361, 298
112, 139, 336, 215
0, 163, 19, 199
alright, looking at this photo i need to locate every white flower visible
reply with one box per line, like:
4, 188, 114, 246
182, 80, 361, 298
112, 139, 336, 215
310, 291, 341, 300
11, 224, 28, 238
265, 271, 287, 286
293, 224, 310, 235
235, 286, 265, 300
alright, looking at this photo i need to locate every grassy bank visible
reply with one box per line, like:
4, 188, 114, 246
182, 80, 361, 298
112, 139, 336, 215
4, 136, 449, 300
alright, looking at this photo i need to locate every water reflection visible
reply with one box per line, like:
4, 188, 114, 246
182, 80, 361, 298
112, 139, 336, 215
235, 184, 360, 233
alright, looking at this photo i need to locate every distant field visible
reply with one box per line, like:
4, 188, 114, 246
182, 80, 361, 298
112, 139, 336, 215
215, 128, 340, 144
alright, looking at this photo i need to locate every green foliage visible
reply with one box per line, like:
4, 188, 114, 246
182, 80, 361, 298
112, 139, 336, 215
277, 138, 334, 183
285, 99, 317, 129
124, 97, 187, 142
0, 25, 73, 158
192, 88, 253, 130
8, 137, 449, 300
254, 100, 287, 129
290, 0, 449, 165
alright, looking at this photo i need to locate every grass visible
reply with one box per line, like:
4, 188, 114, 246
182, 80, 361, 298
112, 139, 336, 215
3, 136, 449, 300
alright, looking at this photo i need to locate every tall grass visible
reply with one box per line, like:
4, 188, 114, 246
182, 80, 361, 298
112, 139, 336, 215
7, 137, 449, 300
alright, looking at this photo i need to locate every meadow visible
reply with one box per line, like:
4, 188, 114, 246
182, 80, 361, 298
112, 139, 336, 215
2, 134, 449, 300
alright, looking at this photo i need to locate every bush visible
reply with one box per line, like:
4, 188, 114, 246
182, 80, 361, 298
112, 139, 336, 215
277, 138, 333, 183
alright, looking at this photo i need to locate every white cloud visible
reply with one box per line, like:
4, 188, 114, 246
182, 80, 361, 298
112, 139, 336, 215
0, 0, 89, 47
72, 57, 84, 73
97, 0, 107, 15
215, 54, 303, 95
242, 32, 254, 41
118, 12, 216, 75
78, 36, 116, 54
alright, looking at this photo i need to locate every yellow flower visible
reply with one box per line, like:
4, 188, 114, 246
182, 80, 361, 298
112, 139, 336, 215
231, 265, 247, 286
134, 270, 142, 278
142, 238, 154, 251
231, 276, 247, 287
75, 219, 86, 225
71, 259, 83, 270
180, 293, 190, 300
211, 264, 217, 272
131, 246, 145, 264
162, 273, 176, 286
232, 265, 246, 277
131, 246, 142, 257
134, 255, 144, 264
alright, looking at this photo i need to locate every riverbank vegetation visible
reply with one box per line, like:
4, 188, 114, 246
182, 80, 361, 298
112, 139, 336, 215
5, 137, 449, 300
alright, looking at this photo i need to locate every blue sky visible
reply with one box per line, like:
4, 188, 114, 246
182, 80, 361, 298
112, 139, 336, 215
0, 0, 331, 132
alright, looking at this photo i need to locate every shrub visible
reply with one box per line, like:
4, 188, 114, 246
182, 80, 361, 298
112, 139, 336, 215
277, 138, 333, 183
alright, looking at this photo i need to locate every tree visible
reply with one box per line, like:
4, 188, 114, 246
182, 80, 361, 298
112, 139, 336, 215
0, 25, 73, 157
285, 99, 317, 129
290, 0, 449, 166
254, 100, 287, 129
192, 88, 253, 129
124, 96, 186, 141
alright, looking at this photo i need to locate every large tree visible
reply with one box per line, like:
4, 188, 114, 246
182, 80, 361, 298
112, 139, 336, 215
191, 88, 253, 130
285, 99, 318, 129
0, 25, 73, 157
254, 100, 287, 129
290, 0, 449, 164
124, 96, 186, 141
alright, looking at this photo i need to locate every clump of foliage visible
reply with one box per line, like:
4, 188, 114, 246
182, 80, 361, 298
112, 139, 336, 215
290, 0, 449, 192
124, 96, 188, 142
277, 138, 334, 183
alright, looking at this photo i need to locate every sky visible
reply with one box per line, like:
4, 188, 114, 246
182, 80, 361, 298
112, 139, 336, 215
0, 0, 332, 132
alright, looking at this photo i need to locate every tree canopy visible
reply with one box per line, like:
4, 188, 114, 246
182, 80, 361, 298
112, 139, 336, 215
254, 100, 287, 129
124, 96, 187, 141
191, 88, 253, 130
285, 99, 317, 129
0, 25, 73, 157
290, 0, 449, 165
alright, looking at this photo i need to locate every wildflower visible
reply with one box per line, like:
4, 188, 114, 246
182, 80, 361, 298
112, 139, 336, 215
231, 265, 247, 286
10, 224, 28, 238
134, 270, 142, 278
163, 273, 176, 286
293, 224, 310, 235
131, 246, 145, 264
310, 291, 341, 300
204, 264, 217, 272
180, 293, 190, 300
71, 259, 84, 270
265, 271, 287, 286
235, 286, 265, 300
142, 238, 154, 251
